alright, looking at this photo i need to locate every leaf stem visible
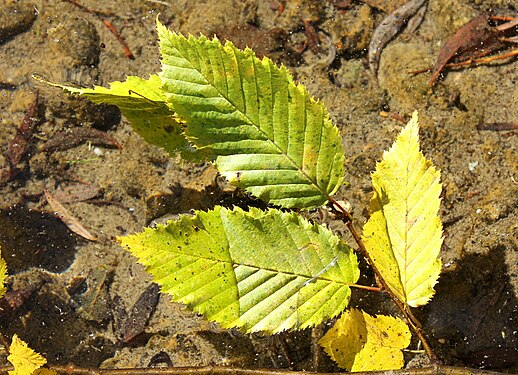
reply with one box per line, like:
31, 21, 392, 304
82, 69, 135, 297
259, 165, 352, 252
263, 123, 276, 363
349, 284, 382, 292
328, 197, 438, 363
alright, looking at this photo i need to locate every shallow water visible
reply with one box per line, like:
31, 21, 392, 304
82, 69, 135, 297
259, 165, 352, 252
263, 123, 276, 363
0, 0, 516, 372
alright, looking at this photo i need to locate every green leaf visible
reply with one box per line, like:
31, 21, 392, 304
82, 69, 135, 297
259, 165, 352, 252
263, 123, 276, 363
119, 206, 359, 333
157, 21, 345, 209
39, 74, 200, 160
319, 309, 411, 372
362, 112, 442, 307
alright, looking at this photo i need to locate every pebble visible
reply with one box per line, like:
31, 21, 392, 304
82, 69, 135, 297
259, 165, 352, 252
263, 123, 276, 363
324, 4, 374, 56
47, 15, 100, 67
0, 3, 37, 43
46, 14, 101, 84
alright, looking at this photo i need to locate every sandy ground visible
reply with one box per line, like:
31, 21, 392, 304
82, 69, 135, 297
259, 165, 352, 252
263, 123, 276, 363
0, 0, 516, 372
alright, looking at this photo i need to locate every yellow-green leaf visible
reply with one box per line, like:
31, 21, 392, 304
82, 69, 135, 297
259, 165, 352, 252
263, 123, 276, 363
119, 206, 359, 333
0, 246, 6, 299
37, 74, 200, 160
319, 309, 411, 372
157, 21, 345, 209
7, 334, 47, 375
362, 112, 442, 307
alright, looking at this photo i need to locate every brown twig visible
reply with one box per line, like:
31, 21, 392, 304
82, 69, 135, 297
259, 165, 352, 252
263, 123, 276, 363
63, 0, 134, 59
350, 284, 382, 292
328, 197, 438, 362
100, 19, 135, 59
493, 17, 518, 30
409, 49, 518, 76
476, 122, 518, 131
437, 49, 518, 69
0, 364, 509, 375
328, 198, 380, 288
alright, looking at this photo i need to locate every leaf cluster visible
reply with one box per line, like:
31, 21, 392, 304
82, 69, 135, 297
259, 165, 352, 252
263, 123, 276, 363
43, 19, 443, 372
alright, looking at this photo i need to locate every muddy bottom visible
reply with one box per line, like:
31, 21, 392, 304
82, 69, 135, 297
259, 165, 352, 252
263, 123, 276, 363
0, 0, 516, 372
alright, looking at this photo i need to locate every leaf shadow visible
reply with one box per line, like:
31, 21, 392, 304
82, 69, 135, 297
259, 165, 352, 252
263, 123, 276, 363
421, 245, 518, 370
198, 328, 315, 370
0, 205, 78, 273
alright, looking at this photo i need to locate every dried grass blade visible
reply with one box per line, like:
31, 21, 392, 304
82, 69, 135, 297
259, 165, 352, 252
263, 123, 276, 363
495, 17, 518, 31
44, 189, 97, 241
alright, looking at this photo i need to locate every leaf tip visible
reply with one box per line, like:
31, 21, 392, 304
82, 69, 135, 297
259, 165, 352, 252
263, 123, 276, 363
0, 248, 6, 299
155, 15, 168, 37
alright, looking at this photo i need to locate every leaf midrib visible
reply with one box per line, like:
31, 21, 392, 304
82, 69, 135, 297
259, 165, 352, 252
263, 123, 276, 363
386, 133, 429, 303
169, 248, 350, 286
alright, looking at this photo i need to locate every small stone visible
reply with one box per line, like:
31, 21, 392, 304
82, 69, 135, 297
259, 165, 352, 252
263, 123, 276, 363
45, 14, 100, 85
0, 3, 37, 43
325, 4, 374, 56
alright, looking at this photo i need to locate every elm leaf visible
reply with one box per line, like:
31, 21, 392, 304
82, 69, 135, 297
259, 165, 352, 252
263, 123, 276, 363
362, 112, 442, 307
38, 74, 199, 159
319, 309, 411, 372
119, 206, 359, 334
157, 21, 345, 209
0, 247, 6, 299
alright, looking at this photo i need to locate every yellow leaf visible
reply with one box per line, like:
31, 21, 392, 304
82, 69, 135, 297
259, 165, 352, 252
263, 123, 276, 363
7, 334, 47, 375
0, 246, 7, 299
319, 309, 411, 372
362, 112, 442, 307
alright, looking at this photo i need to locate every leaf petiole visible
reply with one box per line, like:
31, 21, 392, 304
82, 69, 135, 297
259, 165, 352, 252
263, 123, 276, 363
349, 284, 382, 292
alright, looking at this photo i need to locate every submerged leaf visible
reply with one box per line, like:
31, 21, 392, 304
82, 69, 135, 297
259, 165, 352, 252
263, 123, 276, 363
119, 206, 359, 333
40, 127, 121, 152
368, 0, 428, 77
428, 14, 511, 86
8, 334, 47, 375
362, 112, 442, 307
157, 21, 345, 209
39, 75, 198, 159
319, 309, 411, 371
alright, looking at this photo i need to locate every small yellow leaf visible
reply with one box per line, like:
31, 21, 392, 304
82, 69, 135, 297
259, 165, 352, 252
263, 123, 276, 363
318, 309, 367, 370
319, 309, 411, 372
7, 334, 47, 375
362, 111, 442, 307
0, 246, 7, 299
